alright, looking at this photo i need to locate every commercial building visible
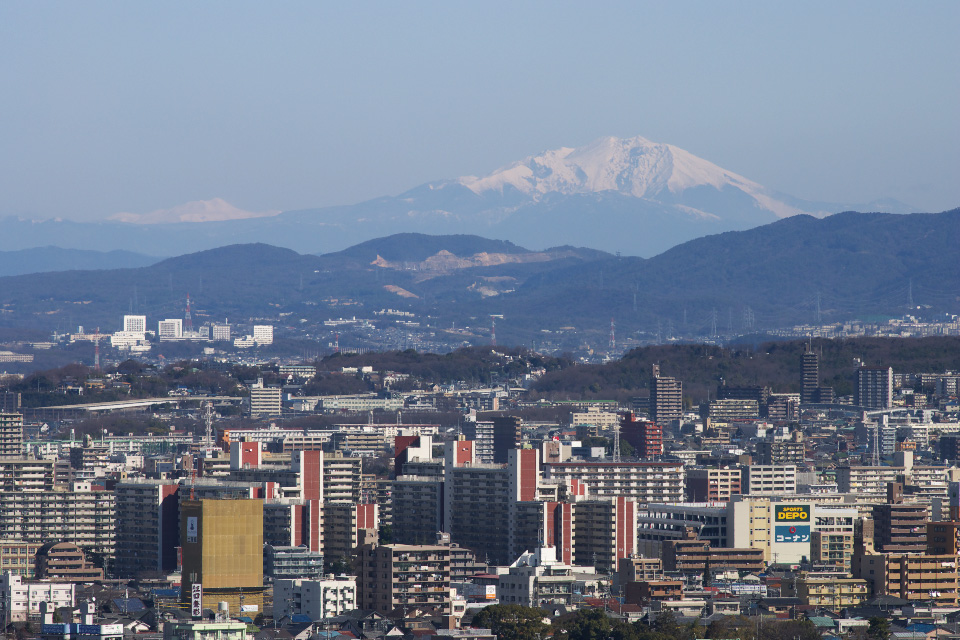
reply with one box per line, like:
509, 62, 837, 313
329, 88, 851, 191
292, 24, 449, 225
163, 620, 247, 640
274, 575, 357, 620
180, 498, 264, 613
356, 543, 452, 615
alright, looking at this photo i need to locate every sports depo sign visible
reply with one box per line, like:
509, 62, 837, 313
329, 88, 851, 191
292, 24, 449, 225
775, 505, 810, 522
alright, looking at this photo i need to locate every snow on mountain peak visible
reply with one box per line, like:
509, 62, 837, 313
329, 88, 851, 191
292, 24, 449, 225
457, 135, 805, 218
109, 198, 281, 224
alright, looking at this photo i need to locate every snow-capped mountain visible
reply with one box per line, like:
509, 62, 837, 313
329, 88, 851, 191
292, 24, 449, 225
456, 135, 808, 220
0, 135, 915, 257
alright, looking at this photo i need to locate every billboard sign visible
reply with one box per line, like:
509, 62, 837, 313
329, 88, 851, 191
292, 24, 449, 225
191, 583, 202, 617
775, 525, 811, 543
774, 505, 810, 523
187, 516, 198, 543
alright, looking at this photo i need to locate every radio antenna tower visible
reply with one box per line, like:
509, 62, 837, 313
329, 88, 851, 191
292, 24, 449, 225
94, 327, 101, 372
184, 294, 194, 332
490, 316, 497, 347
609, 318, 616, 352
334, 332, 340, 353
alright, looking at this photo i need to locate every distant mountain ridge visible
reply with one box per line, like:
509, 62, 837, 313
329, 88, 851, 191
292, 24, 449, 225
0, 246, 159, 277
0, 212, 954, 342
0, 135, 919, 258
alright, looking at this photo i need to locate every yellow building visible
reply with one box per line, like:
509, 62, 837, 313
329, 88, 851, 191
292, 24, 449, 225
180, 498, 264, 613
789, 576, 869, 608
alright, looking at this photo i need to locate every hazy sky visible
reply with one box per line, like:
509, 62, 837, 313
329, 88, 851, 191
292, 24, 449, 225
1, 2, 957, 221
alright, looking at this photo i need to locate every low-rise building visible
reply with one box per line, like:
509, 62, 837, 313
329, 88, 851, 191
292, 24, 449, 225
274, 575, 357, 620
0, 573, 75, 624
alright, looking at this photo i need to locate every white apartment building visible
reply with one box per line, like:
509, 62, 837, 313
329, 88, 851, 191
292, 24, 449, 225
157, 319, 183, 340
248, 379, 282, 417
253, 325, 274, 345
0, 573, 75, 624
544, 461, 685, 503
123, 315, 146, 334
742, 465, 798, 496
211, 323, 231, 341
273, 576, 357, 620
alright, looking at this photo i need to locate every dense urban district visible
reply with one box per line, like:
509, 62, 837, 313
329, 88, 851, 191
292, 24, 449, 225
1, 331, 960, 640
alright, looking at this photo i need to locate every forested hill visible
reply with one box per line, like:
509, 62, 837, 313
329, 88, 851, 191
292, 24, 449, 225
528, 336, 960, 403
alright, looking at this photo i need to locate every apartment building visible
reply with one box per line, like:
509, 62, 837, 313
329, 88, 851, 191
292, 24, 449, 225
114, 480, 181, 578
274, 576, 357, 620
392, 475, 444, 546
323, 503, 378, 563
0, 413, 23, 458
872, 503, 929, 553
544, 461, 685, 503
811, 531, 854, 571
786, 576, 869, 608
0, 458, 55, 492
854, 552, 960, 607
742, 465, 798, 496
573, 498, 636, 572
0, 481, 115, 560
0, 573, 75, 624
248, 378, 282, 417
497, 547, 576, 607
685, 467, 742, 502
661, 529, 764, 574
356, 543, 452, 615
323, 452, 363, 503
0, 540, 41, 578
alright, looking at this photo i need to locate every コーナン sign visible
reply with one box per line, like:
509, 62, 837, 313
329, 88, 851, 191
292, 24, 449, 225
774, 505, 810, 521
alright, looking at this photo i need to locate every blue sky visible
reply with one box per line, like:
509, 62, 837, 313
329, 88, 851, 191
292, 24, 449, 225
1, 2, 957, 220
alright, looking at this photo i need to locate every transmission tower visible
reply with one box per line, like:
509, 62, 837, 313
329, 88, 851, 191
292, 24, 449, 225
94, 327, 101, 372
184, 294, 194, 332
490, 316, 497, 347
908, 279, 914, 308
711, 308, 718, 336
612, 418, 622, 463
609, 318, 616, 352
815, 291, 822, 326
204, 402, 214, 449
